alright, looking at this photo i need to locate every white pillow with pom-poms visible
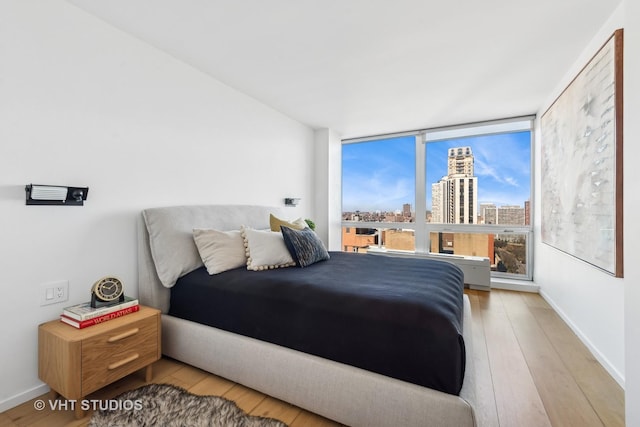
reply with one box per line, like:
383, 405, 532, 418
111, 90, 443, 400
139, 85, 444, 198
241, 226, 296, 271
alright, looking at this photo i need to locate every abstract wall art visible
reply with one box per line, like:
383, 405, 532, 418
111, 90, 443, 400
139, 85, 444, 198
540, 29, 623, 277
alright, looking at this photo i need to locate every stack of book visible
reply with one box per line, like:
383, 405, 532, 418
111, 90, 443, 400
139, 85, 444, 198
60, 296, 139, 329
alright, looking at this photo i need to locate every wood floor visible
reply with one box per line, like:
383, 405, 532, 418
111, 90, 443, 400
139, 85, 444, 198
0, 289, 624, 427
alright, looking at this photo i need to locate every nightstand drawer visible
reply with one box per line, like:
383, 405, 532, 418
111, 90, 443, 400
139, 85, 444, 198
81, 315, 159, 394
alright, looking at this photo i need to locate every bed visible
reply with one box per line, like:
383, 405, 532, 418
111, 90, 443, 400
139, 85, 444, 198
137, 205, 477, 427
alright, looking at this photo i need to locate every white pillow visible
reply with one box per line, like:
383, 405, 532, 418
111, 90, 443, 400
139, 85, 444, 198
241, 226, 296, 271
193, 229, 247, 274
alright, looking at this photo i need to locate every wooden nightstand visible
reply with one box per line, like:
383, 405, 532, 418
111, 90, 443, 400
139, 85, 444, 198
38, 305, 161, 419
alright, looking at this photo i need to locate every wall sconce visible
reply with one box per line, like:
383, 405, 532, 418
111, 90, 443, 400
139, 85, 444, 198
284, 198, 300, 207
25, 184, 89, 206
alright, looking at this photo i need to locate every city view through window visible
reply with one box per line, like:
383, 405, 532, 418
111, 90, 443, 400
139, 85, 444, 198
342, 128, 532, 277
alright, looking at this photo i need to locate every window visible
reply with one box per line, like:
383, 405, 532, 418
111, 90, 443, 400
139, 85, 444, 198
342, 134, 418, 253
342, 135, 415, 218
342, 117, 534, 280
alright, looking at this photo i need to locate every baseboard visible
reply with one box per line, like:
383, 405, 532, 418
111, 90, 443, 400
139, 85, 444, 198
0, 383, 49, 413
539, 289, 625, 388
491, 279, 539, 293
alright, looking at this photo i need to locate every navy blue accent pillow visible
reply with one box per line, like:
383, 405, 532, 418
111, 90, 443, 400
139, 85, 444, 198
281, 226, 330, 267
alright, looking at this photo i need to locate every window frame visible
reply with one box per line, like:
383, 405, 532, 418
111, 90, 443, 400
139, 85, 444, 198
341, 116, 535, 281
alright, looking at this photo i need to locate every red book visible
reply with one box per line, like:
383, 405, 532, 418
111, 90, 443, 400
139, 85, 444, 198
60, 304, 140, 329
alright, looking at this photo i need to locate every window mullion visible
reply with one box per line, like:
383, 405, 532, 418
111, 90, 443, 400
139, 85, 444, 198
414, 134, 427, 253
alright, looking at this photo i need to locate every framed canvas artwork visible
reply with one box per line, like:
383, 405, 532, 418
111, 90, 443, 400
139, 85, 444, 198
540, 29, 623, 277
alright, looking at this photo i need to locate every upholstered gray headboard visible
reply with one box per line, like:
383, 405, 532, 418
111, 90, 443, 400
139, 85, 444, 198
137, 205, 285, 313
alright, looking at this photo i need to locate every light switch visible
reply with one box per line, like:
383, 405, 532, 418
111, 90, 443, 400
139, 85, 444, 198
40, 280, 69, 306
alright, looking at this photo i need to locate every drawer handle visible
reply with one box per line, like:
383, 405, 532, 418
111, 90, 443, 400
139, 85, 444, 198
108, 353, 139, 370
107, 328, 140, 343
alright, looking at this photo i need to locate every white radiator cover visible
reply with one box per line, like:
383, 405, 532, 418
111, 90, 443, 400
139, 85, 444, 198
368, 249, 491, 291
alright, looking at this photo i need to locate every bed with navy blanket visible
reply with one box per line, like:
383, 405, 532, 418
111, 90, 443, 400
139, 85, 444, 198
138, 205, 476, 427
169, 251, 466, 395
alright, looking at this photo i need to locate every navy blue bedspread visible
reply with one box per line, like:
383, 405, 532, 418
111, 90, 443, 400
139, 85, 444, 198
169, 251, 466, 395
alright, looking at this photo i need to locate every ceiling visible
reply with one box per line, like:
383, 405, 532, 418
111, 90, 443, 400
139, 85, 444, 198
67, 0, 621, 139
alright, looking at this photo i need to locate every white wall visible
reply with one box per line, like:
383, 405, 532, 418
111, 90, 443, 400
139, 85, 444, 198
0, 0, 314, 410
623, 0, 640, 424
534, 1, 631, 390
313, 128, 342, 251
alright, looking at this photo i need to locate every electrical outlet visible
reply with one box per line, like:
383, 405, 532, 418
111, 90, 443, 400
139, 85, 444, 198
40, 280, 69, 306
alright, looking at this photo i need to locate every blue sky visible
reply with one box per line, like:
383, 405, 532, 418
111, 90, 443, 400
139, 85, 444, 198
342, 131, 531, 212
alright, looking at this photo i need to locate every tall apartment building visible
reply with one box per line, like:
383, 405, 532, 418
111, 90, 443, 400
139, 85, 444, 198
431, 182, 443, 223
448, 146, 474, 176
431, 147, 478, 224
402, 203, 412, 218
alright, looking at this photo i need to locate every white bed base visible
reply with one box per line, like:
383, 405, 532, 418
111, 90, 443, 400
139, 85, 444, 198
137, 205, 477, 427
